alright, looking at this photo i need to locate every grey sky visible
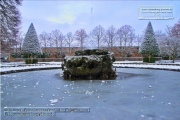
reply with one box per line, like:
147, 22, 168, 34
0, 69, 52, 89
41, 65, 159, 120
19, 1, 180, 35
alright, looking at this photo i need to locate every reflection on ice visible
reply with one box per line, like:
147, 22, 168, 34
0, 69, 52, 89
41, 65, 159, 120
1, 68, 180, 120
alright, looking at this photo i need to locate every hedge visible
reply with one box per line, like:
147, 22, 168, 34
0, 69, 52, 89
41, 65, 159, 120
25, 59, 38, 64
143, 57, 155, 63
143, 57, 149, 62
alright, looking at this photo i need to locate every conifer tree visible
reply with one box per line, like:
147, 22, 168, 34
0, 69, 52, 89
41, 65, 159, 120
22, 23, 42, 54
139, 22, 159, 61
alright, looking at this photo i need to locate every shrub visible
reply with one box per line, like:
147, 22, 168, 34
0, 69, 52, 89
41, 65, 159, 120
143, 57, 156, 63
149, 57, 155, 63
143, 57, 149, 62
25, 59, 32, 64
163, 56, 171, 60
25, 58, 38, 64
41, 53, 50, 58
11, 52, 21, 58
34, 53, 41, 58
23, 53, 31, 58
33, 59, 38, 64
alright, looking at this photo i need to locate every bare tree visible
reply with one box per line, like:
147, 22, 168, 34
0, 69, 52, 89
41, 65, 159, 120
159, 21, 180, 63
165, 25, 173, 37
155, 30, 167, 59
117, 25, 135, 57
75, 29, 88, 50
106, 25, 117, 51
171, 20, 180, 61
116, 28, 123, 49
128, 30, 135, 47
0, 0, 22, 52
162, 37, 180, 62
135, 34, 143, 47
65, 32, 74, 55
171, 20, 180, 38
52, 30, 59, 53
39, 32, 48, 53
46, 33, 53, 53
155, 30, 166, 43
51, 30, 64, 55
59, 32, 65, 55
92, 25, 105, 49
12, 31, 24, 53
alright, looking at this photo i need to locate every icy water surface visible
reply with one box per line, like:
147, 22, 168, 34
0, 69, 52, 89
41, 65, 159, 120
1, 68, 180, 120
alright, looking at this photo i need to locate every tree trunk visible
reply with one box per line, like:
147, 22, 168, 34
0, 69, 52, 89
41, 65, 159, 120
69, 44, 71, 55
148, 56, 151, 63
172, 56, 175, 63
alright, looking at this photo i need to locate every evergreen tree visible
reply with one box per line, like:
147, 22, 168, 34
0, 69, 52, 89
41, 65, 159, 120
22, 23, 42, 54
139, 22, 159, 61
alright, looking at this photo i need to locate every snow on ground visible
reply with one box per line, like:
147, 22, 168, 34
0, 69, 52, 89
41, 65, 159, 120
113, 61, 180, 71
0, 65, 61, 72
0, 61, 180, 74
0, 62, 62, 67
114, 60, 180, 64
0, 62, 62, 73
114, 61, 143, 64
113, 63, 180, 71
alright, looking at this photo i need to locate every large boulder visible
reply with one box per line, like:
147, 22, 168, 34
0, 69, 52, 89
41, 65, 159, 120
62, 49, 116, 80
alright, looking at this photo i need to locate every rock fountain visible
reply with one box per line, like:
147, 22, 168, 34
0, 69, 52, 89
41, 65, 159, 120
61, 49, 116, 80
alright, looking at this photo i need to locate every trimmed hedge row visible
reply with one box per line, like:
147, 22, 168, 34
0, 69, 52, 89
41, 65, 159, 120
25, 59, 38, 64
143, 57, 156, 63
11, 52, 50, 58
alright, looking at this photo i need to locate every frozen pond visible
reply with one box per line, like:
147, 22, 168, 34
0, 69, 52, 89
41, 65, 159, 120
1, 68, 180, 120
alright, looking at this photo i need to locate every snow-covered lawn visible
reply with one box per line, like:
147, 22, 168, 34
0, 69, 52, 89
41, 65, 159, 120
114, 61, 180, 65
114, 61, 143, 64
113, 61, 180, 71
1, 61, 180, 74
0, 62, 62, 67
113, 63, 180, 71
0, 62, 62, 73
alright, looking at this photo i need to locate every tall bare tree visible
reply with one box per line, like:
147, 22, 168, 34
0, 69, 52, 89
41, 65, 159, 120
135, 34, 143, 47
46, 33, 53, 53
0, 0, 22, 52
52, 30, 59, 53
39, 32, 48, 53
165, 26, 173, 37
92, 25, 105, 49
155, 30, 166, 56
106, 25, 117, 51
65, 32, 74, 55
117, 25, 135, 57
51, 30, 64, 55
75, 29, 88, 50
116, 28, 123, 49
59, 32, 65, 55
15, 32, 24, 53
155, 30, 166, 43
171, 20, 180, 38
160, 36, 180, 63
159, 21, 180, 62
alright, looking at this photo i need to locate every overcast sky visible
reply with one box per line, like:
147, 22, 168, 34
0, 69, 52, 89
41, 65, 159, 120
19, 0, 180, 36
